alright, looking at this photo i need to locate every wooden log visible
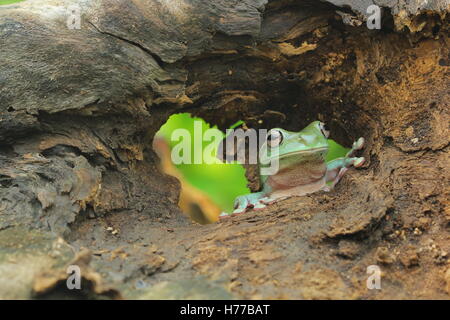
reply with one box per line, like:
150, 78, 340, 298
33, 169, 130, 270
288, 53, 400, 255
0, 0, 448, 299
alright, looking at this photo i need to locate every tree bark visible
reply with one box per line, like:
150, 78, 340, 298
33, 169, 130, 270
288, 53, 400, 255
0, 0, 449, 299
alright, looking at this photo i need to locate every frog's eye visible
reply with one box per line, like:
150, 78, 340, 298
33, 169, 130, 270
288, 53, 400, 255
319, 122, 330, 138
267, 130, 283, 148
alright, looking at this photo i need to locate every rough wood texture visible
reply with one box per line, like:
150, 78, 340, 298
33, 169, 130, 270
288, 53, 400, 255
0, 0, 449, 299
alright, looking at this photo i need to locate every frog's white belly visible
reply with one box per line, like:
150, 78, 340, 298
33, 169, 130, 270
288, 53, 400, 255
269, 176, 327, 199
265, 160, 327, 199
267, 161, 326, 186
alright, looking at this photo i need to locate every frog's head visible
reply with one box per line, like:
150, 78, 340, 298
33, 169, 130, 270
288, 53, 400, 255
259, 121, 330, 165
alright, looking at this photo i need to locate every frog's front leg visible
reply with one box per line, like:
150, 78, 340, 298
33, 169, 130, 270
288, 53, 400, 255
234, 191, 266, 213
324, 137, 365, 190
219, 191, 271, 218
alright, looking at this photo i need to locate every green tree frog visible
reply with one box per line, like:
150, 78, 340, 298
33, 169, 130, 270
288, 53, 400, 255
220, 121, 365, 217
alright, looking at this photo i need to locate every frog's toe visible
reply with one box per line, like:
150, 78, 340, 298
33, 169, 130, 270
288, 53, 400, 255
219, 212, 231, 219
233, 196, 248, 209
253, 203, 267, 210
259, 197, 278, 205
232, 208, 247, 215
353, 137, 365, 150
354, 157, 365, 168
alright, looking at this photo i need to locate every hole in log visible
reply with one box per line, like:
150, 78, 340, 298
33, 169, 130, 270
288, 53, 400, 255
152, 113, 249, 224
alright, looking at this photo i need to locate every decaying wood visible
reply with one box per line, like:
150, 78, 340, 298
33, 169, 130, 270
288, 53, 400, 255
0, 0, 449, 299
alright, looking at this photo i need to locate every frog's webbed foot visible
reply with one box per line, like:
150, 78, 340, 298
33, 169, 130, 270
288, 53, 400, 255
325, 137, 365, 189
347, 137, 365, 157
219, 192, 278, 219
252, 196, 282, 210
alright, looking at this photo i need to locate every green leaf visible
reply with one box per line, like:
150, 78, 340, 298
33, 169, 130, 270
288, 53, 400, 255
326, 139, 350, 162
156, 113, 250, 213
0, 0, 25, 5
